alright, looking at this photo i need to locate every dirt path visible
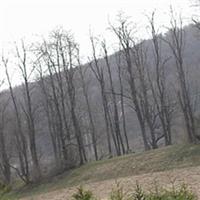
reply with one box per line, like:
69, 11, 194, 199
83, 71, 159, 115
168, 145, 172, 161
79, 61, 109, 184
21, 166, 200, 200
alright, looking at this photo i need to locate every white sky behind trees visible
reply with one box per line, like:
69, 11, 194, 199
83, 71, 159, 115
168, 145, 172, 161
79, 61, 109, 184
0, 0, 195, 50
0, 0, 197, 86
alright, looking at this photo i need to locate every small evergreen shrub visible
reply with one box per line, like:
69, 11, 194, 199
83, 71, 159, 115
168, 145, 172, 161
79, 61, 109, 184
146, 184, 197, 200
72, 186, 96, 200
133, 182, 146, 200
71, 183, 197, 200
110, 182, 127, 200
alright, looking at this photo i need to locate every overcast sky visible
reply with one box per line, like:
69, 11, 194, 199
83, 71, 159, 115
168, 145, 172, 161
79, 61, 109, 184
0, 0, 196, 57
0, 0, 197, 87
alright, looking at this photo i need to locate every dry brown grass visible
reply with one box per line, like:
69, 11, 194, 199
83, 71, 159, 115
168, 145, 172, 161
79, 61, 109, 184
20, 165, 200, 200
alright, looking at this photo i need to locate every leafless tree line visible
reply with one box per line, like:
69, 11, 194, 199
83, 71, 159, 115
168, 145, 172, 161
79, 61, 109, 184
0, 9, 200, 185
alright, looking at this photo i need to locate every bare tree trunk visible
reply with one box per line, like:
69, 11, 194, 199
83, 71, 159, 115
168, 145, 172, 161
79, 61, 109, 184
39, 31, 87, 166
147, 12, 174, 146
0, 133, 11, 185
89, 36, 121, 156
47, 59, 68, 164
102, 41, 125, 155
3, 57, 30, 183
36, 63, 61, 166
0, 103, 11, 185
16, 42, 41, 181
115, 52, 130, 153
132, 44, 159, 149
62, 37, 87, 165
110, 18, 150, 150
77, 56, 98, 161
163, 10, 197, 143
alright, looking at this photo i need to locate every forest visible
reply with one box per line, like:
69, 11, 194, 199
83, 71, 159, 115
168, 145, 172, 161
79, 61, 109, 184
1, 8, 200, 187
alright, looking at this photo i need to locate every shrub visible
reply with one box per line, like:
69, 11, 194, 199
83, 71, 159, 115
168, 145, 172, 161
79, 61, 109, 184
110, 182, 127, 200
133, 182, 145, 200
72, 186, 96, 200
72, 183, 197, 200
146, 184, 197, 200
108, 182, 196, 200
0, 182, 11, 196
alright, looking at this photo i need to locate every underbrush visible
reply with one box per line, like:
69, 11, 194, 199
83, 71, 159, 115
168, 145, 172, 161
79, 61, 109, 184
72, 182, 197, 200
0, 182, 11, 200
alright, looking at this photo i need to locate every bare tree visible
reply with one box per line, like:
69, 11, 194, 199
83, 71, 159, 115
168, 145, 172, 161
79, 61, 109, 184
36, 62, 62, 167
15, 41, 41, 181
58, 31, 87, 165
77, 50, 98, 161
2, 57, 30, 183
115, 51, 130, 152
39, 39, 71, 167
89, 35, 120, 156
0, 97, 11, 185
131, 42, 160, 149
147, 12, 174, 146
163, 9, 197, 143
101, 40, 125, 155
110, 16, 150, 150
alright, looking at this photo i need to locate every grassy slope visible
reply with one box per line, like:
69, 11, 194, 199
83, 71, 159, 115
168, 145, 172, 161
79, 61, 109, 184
4, 144, 200, 199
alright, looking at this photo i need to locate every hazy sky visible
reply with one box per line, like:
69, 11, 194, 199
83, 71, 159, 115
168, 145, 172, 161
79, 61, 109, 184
0, 0, 195, 56
0, 0, 197, 88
